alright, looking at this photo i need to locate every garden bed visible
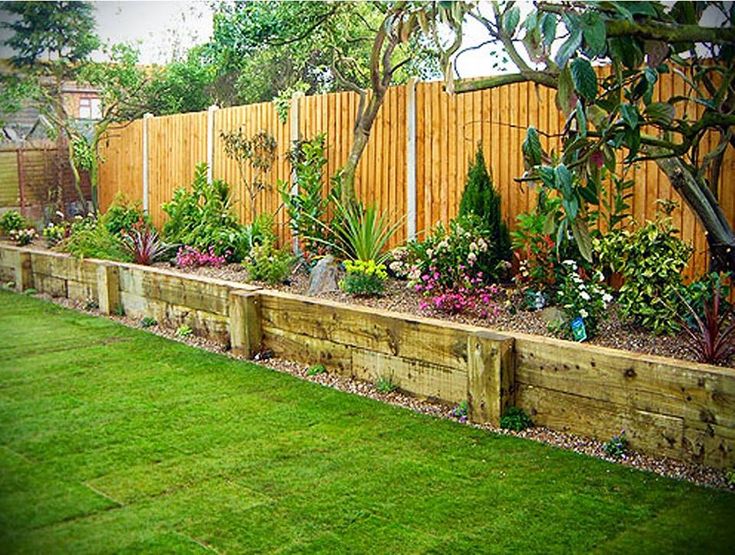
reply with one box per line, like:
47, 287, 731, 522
158, 260, 713, 367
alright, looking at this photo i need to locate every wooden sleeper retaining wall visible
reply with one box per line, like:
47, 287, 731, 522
1, 243, 733, 469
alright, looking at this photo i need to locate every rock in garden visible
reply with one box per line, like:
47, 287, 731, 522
307, 255, 342, 295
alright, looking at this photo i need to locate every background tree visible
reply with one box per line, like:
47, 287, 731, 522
0, 0, 100, 206
441, 1, 735, 272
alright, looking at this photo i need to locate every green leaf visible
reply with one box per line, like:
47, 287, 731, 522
554, 28, 582, 68
556, 65, 576, 117
581, 12, 607, 57
586, 105, 608, 129
503, 6, 521, 36
645, 102, 675, 126
554, 164, 574, 198
620, 104, 639, 129
540, 13, 557, 48
522, 127, 543, 167
571, 218, 593, 262
570, 58, 597, 101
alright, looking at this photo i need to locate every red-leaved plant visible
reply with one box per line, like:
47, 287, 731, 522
121, 225, 169, 265
677, 288, 735, 365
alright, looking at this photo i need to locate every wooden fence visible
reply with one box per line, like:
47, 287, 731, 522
98, 75, 735, 280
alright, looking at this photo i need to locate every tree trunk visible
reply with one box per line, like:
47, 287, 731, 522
656, 156, 735, 273
340, 91, 387, 206
66, 138, 87, 207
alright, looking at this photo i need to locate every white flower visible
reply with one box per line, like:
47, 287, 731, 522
579, 308, 589, 318
469, 242, 478, 252
602, 293, 613, 303
562, 259, 575, 266
580, 291, 591, 301
426, 249, 433, 258
477, 238, 488, 252
468, 252, 477, 264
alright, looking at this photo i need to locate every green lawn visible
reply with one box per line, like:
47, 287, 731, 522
0, 291, 734, 554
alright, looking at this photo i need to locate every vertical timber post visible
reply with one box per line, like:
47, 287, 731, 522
142, 113, 153, 213
229, 290, 263, 358
14, 251, 32, 292
406, 77, 418, 241
206, 104, 219, 184
96, 262, 121, 315
467, 331, 515, 426
290, 92, 304, 254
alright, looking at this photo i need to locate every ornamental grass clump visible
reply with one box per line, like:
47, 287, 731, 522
339, 259, 387, 297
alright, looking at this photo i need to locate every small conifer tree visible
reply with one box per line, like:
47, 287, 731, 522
459, 145, 512, 266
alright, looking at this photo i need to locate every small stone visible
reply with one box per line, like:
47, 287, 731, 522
540, 306, 566, 325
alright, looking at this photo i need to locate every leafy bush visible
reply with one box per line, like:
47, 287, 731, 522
61, 216, 130, 261
175, 246, 227, 269
10, 228, 36, 246
459, 146, 512, 268
512, 210, 559, 305
176, 324, 193, 338
595, 214, 691, 334
500, 407, 533, 431
339, 259, 387, 297
42, 221, 69, 246
101, 193, 150, 236
408, 214, 501, 289
556, 260, 612, 337
121, 225, 170, 265
0, 210, 25, 236
140, 316, 157, 328
162, 163, 244, 260
230, 212, 278, 261
386, 246, 411, 279
414, 269, 502, 317
242, 241, 294, 284
677, 276, 735, 365
279, 134, 332, 257
603, 431, 629, 459
315, 201, 401, 264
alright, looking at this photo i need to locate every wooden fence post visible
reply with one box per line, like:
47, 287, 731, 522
229, 290, 263, 358
14, 251, 32, 292
467, 331, 515, 426
142, 113, 153, 212
206, 105, 219, 184
406, 77, 417, 241
96, 262, 121, 315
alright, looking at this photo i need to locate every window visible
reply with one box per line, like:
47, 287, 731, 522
79, 97, 101, 119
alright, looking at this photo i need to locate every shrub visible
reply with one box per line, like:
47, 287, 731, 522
101, 193, 150, 236
10, 228, 36, 246
596, 213, 691, 334
279, 134, 332, 257
162, 163, 243, 259
140, 316, 157, 328
61, 217, 130, 261
459, 145, 512, 268
603, 431, 629, 458
556, 260, 612, 338
512, 210, 559, 306
677, 276, 735, 365
121, 225, 170, 265
414, 271, 501, 317
386, 246, 411, 279
242, 241, 294, 284
176, 324, 193, 338
175, 246, 227, 269
42, 221, 69, 246
500, 407, 533, 431
230, 212, 278, 262
339, 259, 387, 297
0, 210, 25, 236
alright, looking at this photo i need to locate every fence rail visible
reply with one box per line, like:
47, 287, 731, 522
98, 74, 735, 280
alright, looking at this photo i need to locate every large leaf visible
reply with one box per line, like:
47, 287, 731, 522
571, 218, 593, 261
555, 65, 577, 117
503, 5, 520, 36
522, 127, 543, 167
554, 27, 582, 68
645, 102, 675, 126
540, 13, 557, 48
554, 164, 574, 198
570, 58, 598, 101
620, 104, 639, 129
581, 12, 607, 57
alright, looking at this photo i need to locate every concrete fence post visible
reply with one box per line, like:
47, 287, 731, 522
142, 113, 153, 212
289, 92, 304, 254
229, 290, 263, 358
206, 104, 219, 184
406, 77, 418, 242
467, 331, 515, 426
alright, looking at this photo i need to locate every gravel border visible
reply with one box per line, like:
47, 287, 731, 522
20, 290, 735, 493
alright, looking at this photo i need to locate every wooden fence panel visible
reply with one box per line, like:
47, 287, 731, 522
98, 76, 734, 278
